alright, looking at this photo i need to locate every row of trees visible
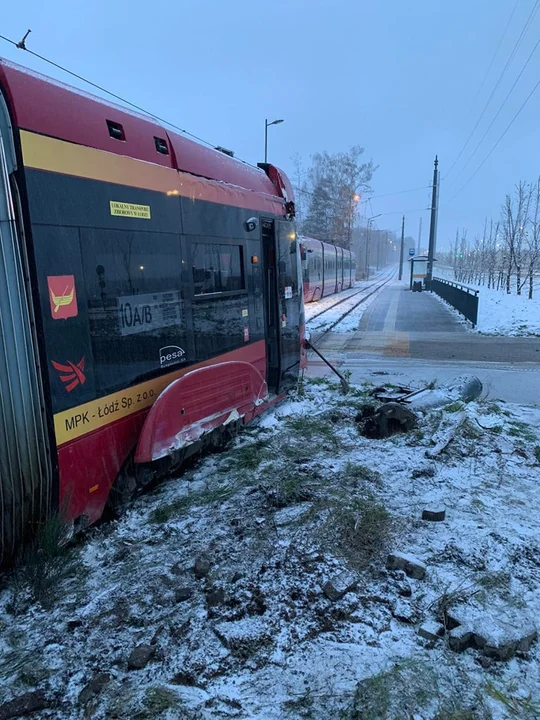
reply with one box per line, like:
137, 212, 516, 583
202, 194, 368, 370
292, 146, 376, 249
444, 180, 540, 299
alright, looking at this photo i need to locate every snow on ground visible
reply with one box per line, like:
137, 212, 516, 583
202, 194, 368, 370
306, 268, 395, 335
435, 266, 540, 336
1, 377, 540, 719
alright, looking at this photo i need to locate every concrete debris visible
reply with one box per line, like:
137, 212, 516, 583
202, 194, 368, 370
127, 644, 155, 671
0, 691, 48, 720
387, 570, 413, 597
386, 552, 427, 580
422, 508, 446, 522
447, 606, 538, 660
78, 673, 111, 705
206, 587, 225, 607
174, 587, 194, 603
425, 414, 464, 458
322, 570, 358, 601
418, 621, 445, 641
193, 554, 212, 579
448, 625, 475, 652
392, 599, 421, 624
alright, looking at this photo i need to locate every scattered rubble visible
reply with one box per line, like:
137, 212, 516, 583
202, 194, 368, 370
322, 570, 358, 601
359, 402, 417, 439
0, 691, 48, 720
446, 606, 538, 660
174, 587, 194, 603
127, 644, 154, 671
0, 378, 539, 719
78, 673, 111, 705
386, 552, 427, 580
194, 554, 212, 579
418, 621, 445, 641
422, 508, 446, 522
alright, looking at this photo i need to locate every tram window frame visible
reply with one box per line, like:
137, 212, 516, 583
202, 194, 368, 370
191, 240, 246, 298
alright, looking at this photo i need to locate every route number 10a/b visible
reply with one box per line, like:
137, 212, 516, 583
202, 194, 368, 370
118, 301, 152, 332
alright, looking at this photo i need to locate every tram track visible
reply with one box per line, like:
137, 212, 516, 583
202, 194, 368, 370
308, 269, 396, 339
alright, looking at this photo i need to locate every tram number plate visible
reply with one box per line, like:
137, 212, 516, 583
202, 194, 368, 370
117, 291, 181, 336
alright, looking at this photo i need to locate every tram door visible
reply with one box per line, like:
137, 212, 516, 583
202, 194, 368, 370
261, 218, 301, 395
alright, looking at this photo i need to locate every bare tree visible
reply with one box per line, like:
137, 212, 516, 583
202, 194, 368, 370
501, 183, 529, 294
302, 147, 376, 248
526, 177, 540, 299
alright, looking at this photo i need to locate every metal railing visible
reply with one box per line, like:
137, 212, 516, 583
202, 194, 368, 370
429, 277, 479, 327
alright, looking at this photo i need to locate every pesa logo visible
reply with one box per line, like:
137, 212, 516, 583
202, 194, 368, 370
159, 345, 186, 368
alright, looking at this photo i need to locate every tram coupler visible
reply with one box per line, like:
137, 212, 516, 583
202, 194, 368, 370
303, 339, 350, 394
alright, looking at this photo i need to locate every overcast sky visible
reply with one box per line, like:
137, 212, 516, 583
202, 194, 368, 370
2, 0, 539, 250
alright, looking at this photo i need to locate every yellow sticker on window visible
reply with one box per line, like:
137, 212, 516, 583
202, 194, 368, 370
110, 201, 151, 219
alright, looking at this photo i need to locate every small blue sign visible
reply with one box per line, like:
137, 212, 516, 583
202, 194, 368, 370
408, 248, 415, 256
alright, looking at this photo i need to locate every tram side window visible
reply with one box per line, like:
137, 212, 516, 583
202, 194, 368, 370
192, 242, 245, 295
80, 229, 185, 395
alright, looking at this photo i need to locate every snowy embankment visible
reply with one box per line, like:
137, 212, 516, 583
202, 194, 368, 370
435, 266, 540, 336
1, 378, 539, 719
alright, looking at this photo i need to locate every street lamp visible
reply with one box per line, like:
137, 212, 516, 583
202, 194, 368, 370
365, 214, 381, 279
264, 118, 284, 164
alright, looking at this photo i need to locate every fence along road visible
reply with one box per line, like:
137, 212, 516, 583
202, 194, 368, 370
430, 277, 479, 327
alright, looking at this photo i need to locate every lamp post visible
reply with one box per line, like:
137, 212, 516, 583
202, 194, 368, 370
264, 118, 284, 163
365, 214, 381, 279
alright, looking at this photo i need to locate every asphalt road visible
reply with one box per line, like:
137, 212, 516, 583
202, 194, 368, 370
307, 283, 540, 406
314, 284, 540, 363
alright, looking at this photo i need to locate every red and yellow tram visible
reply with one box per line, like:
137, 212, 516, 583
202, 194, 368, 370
0, 58, 305, 564
300, 236, 356, 303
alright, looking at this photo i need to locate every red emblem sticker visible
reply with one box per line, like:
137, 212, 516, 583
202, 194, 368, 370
48, 275, 78, 319
51, 356, 86, 392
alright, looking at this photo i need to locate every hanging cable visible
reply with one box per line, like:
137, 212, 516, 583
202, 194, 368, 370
449, 74, 540, 202
447, 31, 540, 189
444, 0, 539, 180
462, 0, 519, 125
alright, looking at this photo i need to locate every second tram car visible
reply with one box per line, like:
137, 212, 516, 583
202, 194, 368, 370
300, 236, 356, 303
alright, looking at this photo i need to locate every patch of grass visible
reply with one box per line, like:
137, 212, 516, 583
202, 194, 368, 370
232, 439, 272, 470
139, 686, 179, 717
459, 419, 483, 440
342, 661, 493, 720
485, 403, 503, 415
327, 495, 394, 569
285, 414, 341, 448
149, 484, 236, 523
342, 661, 435, 720
266, 467, 316, 508
485, 680, 540, 719
9, 514, 80, 610
344, 461, 382, 487
283, 688, 315, 717
507, 422, 536, 442
445, 401, 465, 413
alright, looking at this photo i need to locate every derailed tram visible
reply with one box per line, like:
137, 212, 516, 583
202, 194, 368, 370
0, 58, 305, 565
